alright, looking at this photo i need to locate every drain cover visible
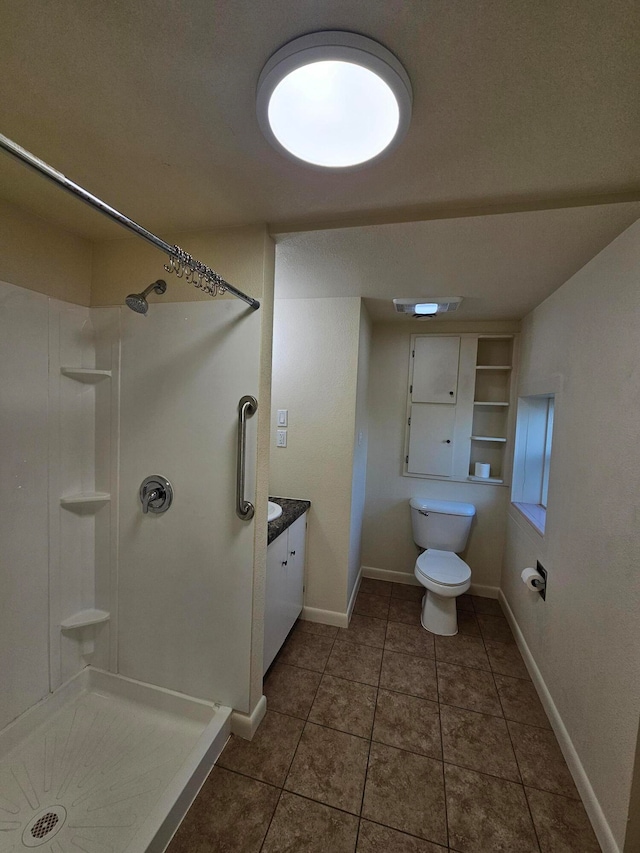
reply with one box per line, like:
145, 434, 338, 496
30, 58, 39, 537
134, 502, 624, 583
31, 812, 59, 838
22, 805, 66, 847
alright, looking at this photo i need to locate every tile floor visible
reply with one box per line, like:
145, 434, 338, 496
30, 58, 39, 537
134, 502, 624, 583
167, 580, 601, 853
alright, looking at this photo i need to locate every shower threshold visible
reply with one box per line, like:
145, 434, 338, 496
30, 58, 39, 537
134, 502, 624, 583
0, 667, 231, 852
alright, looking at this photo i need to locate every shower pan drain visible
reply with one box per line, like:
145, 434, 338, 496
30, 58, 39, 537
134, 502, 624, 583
32, 813, 58, 837
22, 805, 66, 847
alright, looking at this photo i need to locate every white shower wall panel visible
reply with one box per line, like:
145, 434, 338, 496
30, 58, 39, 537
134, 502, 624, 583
117, 299, 261, 713
49, 300, 100, 687
0, 282, 51, 730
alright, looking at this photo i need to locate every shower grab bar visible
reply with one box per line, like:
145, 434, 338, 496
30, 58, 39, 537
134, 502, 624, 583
0, 132, 260, 310
236, 395, 258, 520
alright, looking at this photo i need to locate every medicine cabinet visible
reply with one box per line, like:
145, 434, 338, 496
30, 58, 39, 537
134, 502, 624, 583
404, 334, 518, 485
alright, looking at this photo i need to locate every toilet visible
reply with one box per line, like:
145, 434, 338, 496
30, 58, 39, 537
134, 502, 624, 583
409, 498, 476, 636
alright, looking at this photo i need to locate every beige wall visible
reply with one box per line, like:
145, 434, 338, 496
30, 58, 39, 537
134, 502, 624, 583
501, 220, 640, 850
348, 304, 372, 601
91, 225, 268, 306
270, 297, 362, 615
361, 320, 520, 591
0, 198, 92, 305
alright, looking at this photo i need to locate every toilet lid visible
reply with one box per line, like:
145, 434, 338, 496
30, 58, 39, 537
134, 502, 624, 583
416, 549, 471, 586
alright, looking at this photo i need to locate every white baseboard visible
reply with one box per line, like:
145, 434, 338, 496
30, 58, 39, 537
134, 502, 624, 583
363, 566, 499, 601
347, 570, 362, 622
230, 694, 267, 741
361, 565, 421, 586
499, 591, 619, 853
300, 571, 361, 629
301, 606, 349, 628
469, 583, 499, 599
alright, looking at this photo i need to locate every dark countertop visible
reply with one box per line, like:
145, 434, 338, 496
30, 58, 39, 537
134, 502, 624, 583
268, 497, 310, 545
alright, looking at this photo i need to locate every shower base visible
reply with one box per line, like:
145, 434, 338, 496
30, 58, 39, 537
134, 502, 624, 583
0, 667, 231, 853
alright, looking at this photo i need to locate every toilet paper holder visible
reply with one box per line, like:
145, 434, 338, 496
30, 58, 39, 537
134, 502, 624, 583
521, 563, 547, 600
533, 561, 547, 600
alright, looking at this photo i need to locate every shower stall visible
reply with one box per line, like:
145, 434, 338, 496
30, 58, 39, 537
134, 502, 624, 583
0, 139, 273, 852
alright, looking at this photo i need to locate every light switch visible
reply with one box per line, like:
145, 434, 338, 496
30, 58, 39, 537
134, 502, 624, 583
277, 409, 288, 427
276, 429, 287, 447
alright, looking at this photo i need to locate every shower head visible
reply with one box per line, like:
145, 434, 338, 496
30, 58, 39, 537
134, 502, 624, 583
125, 280, 167, 314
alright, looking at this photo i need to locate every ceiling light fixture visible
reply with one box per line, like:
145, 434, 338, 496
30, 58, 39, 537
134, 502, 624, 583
256, 31, 413, 169
414, 303, 439, 315
393, 297, 463, 318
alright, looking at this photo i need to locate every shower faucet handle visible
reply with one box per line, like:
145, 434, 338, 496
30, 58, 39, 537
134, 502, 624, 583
140, 475, 173, 514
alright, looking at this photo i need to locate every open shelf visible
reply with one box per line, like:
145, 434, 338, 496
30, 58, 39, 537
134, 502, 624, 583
474, 401, 509, 407
475, 365, 512, 371
60, 609, 110, 630
476, 338, 513, 366
468, 475, 504, 484
471, 435, 507, 442
61, 367, 112, 383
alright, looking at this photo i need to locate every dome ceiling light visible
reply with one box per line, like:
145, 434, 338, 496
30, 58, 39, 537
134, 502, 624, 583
256, 31, 413, 169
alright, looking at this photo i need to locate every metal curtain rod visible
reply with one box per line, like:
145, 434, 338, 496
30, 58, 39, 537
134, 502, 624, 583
0, 132, 260, 310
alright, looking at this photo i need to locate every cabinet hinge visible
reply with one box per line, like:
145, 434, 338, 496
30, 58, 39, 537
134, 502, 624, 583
409, 384, 413, 393
412, 350, 415, 357
405, 455, 409, 464
408, 417, 411, 425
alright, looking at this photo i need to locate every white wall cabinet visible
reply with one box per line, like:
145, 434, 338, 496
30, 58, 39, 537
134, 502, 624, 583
411, 336, 460, 403
407, 404, 455, 476
405, 334, 518, 485
263, 512, 307, 674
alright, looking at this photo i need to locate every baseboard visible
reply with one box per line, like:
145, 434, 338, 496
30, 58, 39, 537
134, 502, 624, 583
230, 694, 267, 741
300, 571, 361, 629
301, 606, 349, 628
347, 569, 362, 622
499, 591, 619, 853
363, 567, 499, 600
361, 565, 421, 586
469, 583, 499, 599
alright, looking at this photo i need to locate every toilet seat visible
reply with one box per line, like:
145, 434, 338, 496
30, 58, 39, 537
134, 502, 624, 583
416, 549, 471, 587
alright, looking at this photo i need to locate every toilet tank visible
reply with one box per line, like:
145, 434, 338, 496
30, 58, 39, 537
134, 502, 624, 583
410, 498, 476, 552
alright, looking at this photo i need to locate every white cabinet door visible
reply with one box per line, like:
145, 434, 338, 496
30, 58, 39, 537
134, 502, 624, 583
285, 514, 306, 624
263, 512, 308, 675
412, 336, 460, 404
263, 532, 289, 674
407, 404, 456, 476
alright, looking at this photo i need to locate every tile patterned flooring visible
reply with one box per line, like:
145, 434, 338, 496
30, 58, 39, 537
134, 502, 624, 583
167, 580, 601, 852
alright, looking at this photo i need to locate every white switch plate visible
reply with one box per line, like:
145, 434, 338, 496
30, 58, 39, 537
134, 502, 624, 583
277, 409, 288, 427
276, 429, 287, 447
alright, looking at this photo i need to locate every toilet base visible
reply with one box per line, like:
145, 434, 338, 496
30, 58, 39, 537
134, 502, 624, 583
420, 591, 458, 636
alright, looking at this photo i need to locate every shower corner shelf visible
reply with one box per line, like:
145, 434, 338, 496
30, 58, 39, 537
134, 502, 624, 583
60, 492, 111, 512
61, 609, 110, 630
61, 367, 112, 382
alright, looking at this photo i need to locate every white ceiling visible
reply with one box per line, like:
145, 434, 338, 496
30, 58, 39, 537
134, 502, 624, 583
0, 0, 638, 240
274, 204, 640, 321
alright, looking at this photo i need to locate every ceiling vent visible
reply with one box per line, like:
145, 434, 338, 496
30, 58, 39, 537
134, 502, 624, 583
393, 297, 462, 318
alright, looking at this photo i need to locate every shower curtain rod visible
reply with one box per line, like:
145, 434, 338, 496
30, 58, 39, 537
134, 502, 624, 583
0, 132, 260, 310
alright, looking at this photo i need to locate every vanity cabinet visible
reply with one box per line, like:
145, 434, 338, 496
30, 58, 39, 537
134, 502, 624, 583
263, 512, 307, 674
